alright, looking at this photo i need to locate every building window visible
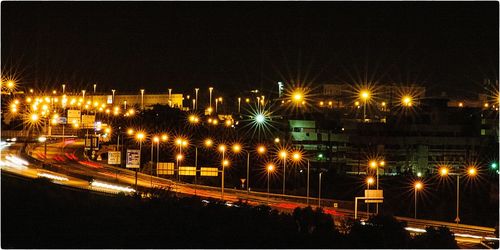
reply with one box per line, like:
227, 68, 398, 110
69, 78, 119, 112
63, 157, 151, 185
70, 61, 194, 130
481, 129, 486, 136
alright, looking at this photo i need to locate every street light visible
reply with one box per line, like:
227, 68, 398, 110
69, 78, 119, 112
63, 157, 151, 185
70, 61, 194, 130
467, 166, 477, 176
204, 138, 213, 147
368, 159, 384, 214
150, 136, 160, 187
134, 132, 146, 188
218, 144, 227, 200
175, 137, 188, 180
232, 143, 251, 196
366, 176, 375, 216
136, 132, 146, 149
127, 128, 135, 136
257, 145, 266, 155
279, 150, 288, 195
402, 95, 413, 107
176, 153, 184, 179
290, 151, 311, 205
439, 165, 479, 224
266, 163, 275, 203
255, 113, 266, 124
161, 134, 168, 142
359, 89, 371, 121
188, 114, 200, 124
414, 181, 423, 219
6, 80, 15, 90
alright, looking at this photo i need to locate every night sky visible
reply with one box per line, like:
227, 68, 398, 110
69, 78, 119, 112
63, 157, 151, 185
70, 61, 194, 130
2, 2, 498, 98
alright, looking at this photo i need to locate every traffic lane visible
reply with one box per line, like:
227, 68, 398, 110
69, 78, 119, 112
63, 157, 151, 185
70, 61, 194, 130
28, 141, 500, 240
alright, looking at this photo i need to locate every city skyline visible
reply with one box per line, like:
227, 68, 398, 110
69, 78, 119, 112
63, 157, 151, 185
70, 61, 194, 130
1, 2, 498, 249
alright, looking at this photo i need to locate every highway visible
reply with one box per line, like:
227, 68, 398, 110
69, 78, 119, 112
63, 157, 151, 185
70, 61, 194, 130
2, 139, 498, 247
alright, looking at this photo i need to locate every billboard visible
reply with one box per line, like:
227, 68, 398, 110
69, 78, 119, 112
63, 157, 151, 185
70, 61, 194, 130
157, 162, 174, 175
126, 149, 140, 168
108, 151, 121, 165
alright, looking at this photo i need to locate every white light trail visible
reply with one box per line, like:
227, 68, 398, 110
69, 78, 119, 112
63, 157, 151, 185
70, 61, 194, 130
90, 180, 135, 193
37, 173, 69, 182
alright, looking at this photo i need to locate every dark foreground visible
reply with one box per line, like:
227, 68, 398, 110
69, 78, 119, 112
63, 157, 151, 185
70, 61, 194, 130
2, 172, 463, 248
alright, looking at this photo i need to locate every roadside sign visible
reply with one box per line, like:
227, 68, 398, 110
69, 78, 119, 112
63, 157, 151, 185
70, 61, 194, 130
365, 199, 383, 203
84, 136, 99, 150
57, 117, 67, 124
200, 167, 219, 177
108, 151, 121, 165
364, 189, 384, 203
82, 115, 96, 129
67, 110, 81, 120
157, 162, 174, 175
179, 166, 196, 176
126, 149, 140, 168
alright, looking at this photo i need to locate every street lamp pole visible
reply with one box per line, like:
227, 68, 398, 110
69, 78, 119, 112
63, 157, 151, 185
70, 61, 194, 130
150, 140, 154, 188
178, 145, 182, 181
267, 168, 270, 203
307, 159, 310, 205
318, 172, 322, 207
455, 175, 460, 224
195, 88, 199, 110
413, 181, 422, 219
221, 149, 225, 200
414, 188, 417, 219
136, 140, 142, 190
282, 158, 287, 195
238, 97, 241, 113
376, 166, 379, 214
367, 181, 371, 216
140, 89, 145, 111
209, 87, 213, 109
168, 88, 172, 107
246, 151, 250, 197
156, 141, 159, 177
363, 100, 367, 121
266, 163, 274, 204
194, 147, 198, 195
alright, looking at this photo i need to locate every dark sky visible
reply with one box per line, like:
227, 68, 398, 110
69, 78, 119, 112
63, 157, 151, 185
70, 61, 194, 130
1, 2, 498, 98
